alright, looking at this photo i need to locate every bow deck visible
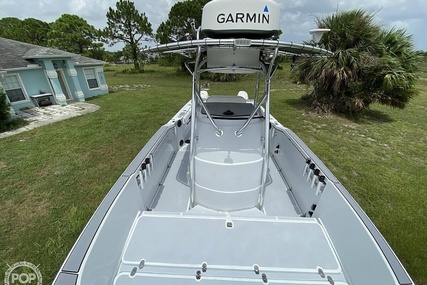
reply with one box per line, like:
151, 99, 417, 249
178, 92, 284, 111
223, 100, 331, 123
115, 211, 347, 285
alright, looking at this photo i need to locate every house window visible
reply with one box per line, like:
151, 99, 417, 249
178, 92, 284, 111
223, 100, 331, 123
3, 75, 27, 103
84, 68, 100, 89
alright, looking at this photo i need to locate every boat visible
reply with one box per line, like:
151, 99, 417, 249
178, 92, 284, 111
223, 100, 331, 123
53, 0, 414, 284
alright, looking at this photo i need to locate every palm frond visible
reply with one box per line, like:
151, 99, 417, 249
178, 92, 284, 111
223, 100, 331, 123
293, 9, 419, 114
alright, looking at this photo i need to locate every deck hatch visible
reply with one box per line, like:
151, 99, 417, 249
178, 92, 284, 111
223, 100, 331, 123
122, 213, 341, 272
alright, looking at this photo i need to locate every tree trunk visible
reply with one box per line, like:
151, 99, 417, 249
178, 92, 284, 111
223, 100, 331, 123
132, 47, 140, 70
130, 41, 140, 70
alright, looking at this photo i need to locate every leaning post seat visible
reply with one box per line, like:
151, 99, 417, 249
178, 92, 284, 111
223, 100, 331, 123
201, 0, 280, 39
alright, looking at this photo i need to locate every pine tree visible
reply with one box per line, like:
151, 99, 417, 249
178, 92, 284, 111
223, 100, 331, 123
104, 0, 153, 71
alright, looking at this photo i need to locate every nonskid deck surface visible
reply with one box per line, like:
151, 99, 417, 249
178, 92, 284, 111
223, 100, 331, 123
114, 211, 348, 285
113, 145, 349, 284
150, 144, 302, 216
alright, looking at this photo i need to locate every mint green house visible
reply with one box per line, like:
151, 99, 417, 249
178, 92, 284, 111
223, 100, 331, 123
0, 37, 108, 114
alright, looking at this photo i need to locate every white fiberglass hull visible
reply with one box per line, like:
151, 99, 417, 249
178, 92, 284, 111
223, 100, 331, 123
53, 101, 413, 285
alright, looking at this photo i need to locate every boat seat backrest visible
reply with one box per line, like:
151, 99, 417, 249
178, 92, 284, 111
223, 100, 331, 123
200, 90, 209, 100
237, 91, 249, 100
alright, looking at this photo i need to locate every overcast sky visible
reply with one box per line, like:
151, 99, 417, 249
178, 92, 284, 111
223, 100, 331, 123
0, 0, 426, 51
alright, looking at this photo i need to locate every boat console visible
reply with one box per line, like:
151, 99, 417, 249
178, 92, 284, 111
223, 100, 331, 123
147, 0, 330, 213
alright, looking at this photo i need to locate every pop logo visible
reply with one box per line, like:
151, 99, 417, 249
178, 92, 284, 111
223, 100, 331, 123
4, 261, 42, 285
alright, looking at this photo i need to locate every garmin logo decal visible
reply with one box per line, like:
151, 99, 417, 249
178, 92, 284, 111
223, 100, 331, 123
216, 12, 270, 24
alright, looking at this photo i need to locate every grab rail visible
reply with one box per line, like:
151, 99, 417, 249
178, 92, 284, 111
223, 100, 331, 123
235, 90, 267, 137
258, 47, 279, 210
194, 59, 223, 137
196, 91, 224, 137
235, 52, 278, 137
189, 46, 203, 208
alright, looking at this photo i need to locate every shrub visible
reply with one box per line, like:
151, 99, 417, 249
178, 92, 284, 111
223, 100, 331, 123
293, 10, 420, 115
0, 87, 11, 132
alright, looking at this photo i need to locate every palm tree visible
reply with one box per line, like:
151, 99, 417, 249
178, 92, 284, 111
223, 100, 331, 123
365, 28, 419, 108
293, 10, 419, 114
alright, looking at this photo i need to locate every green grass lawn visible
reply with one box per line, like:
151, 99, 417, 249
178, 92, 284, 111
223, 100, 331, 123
1, 62, 426, 284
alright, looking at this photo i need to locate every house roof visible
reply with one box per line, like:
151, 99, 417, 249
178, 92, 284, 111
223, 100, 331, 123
0, 37, 105, 70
